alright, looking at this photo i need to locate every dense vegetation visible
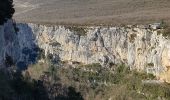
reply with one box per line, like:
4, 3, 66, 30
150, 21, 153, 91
0, 0, 15, 25
18, 60, 170, 100
1, 48, 170, 100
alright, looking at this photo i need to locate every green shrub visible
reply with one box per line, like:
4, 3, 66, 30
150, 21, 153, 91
49, 41, 61, 47
129, 33, 137, 43
66, 26, 87, 36
160, 20, 168, 29
159, 20, 170, 38
141, 83, 170, 99
162, 27, 170, 38
37, 48, 45, 59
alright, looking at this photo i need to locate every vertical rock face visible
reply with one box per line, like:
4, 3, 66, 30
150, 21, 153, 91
1, 20, 170, 82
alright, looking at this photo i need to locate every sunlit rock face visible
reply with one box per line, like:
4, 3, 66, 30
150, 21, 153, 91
1, 20, 170, 82
160, 45, 170, 82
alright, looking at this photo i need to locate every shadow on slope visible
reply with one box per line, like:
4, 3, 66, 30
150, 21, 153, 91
0, 68, 84, 100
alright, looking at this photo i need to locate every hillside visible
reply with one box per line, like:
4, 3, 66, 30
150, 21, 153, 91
1, 0, 170, 99
14, 0, 170, 25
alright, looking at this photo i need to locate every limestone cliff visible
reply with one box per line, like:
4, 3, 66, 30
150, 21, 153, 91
1, 20, 170, 82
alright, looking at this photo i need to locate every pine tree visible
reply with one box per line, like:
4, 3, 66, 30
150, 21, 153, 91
0, 0, 15, 25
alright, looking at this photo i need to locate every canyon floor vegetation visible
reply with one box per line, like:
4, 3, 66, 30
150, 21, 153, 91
1, 56, 170, 100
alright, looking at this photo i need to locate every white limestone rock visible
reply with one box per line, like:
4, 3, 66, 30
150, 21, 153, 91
1, 20, 170, 82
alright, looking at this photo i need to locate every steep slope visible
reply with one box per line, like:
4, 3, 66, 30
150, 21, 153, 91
1, 20, 170, 82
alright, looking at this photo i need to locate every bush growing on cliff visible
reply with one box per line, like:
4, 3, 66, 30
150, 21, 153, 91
159, 20, 170, 38
66, 26, 87, 36
162, 27, 170, 38
129, 33, 137, 43
0, 0, 15, 25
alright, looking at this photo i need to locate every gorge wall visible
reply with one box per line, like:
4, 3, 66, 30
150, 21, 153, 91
1, 20, 170, 82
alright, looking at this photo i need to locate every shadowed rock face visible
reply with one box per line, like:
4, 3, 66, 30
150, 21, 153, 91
1, 20, 170, 82
0, 20, 39, 70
